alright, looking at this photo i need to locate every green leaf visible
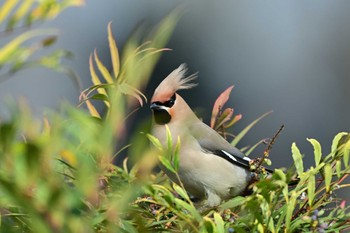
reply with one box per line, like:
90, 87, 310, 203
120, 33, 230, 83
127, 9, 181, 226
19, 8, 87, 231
344, 139, 350, 166
174, 198, 201, 221
6, 0, 34, 30
84, 99, 100, 118
331, 132, 348, 157
0, 0, 20, 24
158, 155, 176, 174
219, 196, 245, 210
336, 160, 342, 178
146, 134, 163, 151
324, 164, 332, 193
173, 183, 190, 202
307, 138, 322, 167
107, 22, 120, 79
213, 212, 225, 233
231, 111, 272, 146
0, 29, 59, 65
292, 143, 304, 176
173, 136, 180, 171
93, 49, 114, 83
90, 93, 108, 101
308, 168, 315, 207
285, 191, 297, 230
165, 125, 173, 153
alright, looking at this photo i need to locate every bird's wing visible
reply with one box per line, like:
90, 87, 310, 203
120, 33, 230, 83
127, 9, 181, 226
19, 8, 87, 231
189, 121, 252, 170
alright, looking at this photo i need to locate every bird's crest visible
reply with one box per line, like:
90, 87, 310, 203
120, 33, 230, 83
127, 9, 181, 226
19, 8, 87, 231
152, 64, 197, 102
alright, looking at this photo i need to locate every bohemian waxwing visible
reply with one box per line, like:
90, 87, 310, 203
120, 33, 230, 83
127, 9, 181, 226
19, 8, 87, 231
150, 64, 257, 208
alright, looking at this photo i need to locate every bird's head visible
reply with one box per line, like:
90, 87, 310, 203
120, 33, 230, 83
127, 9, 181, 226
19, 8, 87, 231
150, 64, 197, 125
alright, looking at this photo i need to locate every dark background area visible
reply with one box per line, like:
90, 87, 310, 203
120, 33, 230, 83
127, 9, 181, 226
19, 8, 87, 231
1, 1, 349, 197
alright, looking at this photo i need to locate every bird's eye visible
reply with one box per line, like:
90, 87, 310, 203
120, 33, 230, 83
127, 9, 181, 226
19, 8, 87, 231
168, 94, 176, 106
163, 93, 176, 108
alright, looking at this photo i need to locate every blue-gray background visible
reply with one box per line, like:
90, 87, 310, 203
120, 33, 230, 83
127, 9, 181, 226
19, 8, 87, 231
1, 1, 349, 197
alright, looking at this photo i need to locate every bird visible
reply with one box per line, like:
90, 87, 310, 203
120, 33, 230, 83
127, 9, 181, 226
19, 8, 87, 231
150, 64, 261, 208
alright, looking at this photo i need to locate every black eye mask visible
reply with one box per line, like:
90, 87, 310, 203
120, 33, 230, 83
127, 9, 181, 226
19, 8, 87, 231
152, 93, 176, 108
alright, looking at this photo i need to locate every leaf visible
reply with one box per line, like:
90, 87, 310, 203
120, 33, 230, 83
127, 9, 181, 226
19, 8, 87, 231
344, 139, 350, 166
90, 93, 109, 101
308, 168, 315, 207
146, 134, 163, 151
85, 99, 101, 118
211, 85, 234, 128
107, 22, 120, 79
324, 164, 332, 193
285, 191, 297, 230
7, 0, 34, 30
291, 143, 304, 177
118, 83, 147, 106
231, 111, 272, 147
89, 54, 109, 107
158, 156, 176, 174
174, 198, 201, 221
214, 108, 233, 129
331, 132, 348, 157
165, 125, 173, 153
0, 0, 19, 24
219, 196, 245, 210
173, 136, 180, 171
0, 29, 59, 65
336, 160, 342, 178
307, 138, 322, 167
224, 113, 242, 128
93, 49, 114, 83
213, 212, 225, 233
173, 183, 190, 202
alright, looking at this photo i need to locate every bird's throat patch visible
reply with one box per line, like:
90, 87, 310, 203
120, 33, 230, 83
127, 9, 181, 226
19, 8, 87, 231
153, 109, 171, 125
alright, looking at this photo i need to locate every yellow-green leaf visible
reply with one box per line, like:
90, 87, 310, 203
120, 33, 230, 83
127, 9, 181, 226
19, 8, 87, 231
158, 156, 176, 174
173, 136, 180, 171
344, 139, 350, 166
173, 183, 190, 202
307, 138, 322, 167
285, 191, 297, 230
7, 0, 33, 29
292, 143, 304, 176
174, 198, 201, 221
89, 54, 109, 107
307, 168, 315, 207
84, 99, 101, 118
0, 29, 59, 64
0, 0, 19, 24
324, 164, 332, 193
93, 49, 113, 83
336, 160, 342, 178
146, 134, 163, 151
219, 196, 245, 210
331, 132, 348, 157
214, 212, 225, 233
107, 22, 120, 79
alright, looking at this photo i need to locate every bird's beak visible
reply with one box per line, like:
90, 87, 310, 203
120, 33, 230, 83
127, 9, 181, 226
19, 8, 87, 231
150, 102, 161, 110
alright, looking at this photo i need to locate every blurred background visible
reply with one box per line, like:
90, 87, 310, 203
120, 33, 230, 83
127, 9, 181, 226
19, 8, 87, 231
1, 1, 349, 188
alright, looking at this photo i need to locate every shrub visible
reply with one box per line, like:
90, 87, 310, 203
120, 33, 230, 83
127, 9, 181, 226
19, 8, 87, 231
0, 1, 349, 232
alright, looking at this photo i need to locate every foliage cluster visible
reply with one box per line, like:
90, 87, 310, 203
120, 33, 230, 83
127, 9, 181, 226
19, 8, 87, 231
0, 1, 349, 232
